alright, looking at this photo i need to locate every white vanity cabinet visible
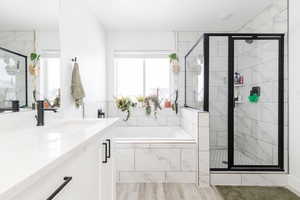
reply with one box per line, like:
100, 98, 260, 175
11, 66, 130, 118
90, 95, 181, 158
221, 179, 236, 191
99, 137, 115, 200
8, 141, 100, 200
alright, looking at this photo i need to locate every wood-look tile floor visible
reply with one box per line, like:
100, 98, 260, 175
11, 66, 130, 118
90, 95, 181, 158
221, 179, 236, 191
117, 183, 223, 200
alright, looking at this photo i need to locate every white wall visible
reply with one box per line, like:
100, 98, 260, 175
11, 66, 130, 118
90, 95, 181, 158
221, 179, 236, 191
36, 31, 60, 52
59, 0, 106, 119
289, 0, 300, 192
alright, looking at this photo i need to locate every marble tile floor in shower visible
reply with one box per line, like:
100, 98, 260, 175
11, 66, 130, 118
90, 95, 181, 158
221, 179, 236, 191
210, 149, 256, 168
117, 183, 222, 200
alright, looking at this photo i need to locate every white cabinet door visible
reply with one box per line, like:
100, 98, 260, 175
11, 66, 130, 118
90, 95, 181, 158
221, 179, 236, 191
9, 142, 99, 200
99, 138, 115, 200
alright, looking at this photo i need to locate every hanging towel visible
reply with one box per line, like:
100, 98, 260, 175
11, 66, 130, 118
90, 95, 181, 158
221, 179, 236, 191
71, 62, 85, 108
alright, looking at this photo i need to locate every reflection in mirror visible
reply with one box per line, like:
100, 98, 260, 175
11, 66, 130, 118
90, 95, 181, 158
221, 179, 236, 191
40, 53, 61, 108
0, 47, 27, 112
185, 37, 204, 110
0, 30, 60, 114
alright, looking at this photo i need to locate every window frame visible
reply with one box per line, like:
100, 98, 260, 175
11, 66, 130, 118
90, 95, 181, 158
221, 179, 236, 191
39, 51, 60, 101
114, 54, 171, 98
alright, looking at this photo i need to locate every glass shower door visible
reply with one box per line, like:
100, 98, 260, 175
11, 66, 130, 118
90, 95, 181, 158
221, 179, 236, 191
229, 36, 284, 170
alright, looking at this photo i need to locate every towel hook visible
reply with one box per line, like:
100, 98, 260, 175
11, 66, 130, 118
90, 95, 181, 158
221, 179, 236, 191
71, 57, 77, 62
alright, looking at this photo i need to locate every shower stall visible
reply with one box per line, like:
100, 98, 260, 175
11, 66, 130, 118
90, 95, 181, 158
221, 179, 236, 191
185, 33, 286, 171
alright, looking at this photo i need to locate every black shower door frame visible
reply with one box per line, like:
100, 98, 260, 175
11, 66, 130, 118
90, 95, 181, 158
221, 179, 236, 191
204, 33, 285, 171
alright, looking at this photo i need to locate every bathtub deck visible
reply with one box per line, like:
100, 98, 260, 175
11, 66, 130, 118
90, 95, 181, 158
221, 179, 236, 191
117, 183, 222, 200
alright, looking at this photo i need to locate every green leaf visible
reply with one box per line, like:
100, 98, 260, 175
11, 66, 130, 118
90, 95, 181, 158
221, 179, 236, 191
30, 53, 37, 61
168, 53, 179, 63
30, 53, 41, 61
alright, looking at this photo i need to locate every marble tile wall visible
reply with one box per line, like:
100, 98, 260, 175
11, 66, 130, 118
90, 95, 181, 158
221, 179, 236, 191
107, 101, 181, 127
114, 142, 198, 183
209, 0, 288, 169
211, 173, 288, 186
114, 109, 210, 186
234, 0, 288, 166
209, 37, 228, 150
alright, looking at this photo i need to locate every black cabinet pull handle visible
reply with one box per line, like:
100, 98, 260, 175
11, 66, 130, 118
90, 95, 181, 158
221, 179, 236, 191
46, 176, 72, 200
102, 142, 108, 163
106, 139, 111, 158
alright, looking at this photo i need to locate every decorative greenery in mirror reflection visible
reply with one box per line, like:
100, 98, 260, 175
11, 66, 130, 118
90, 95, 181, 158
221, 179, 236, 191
168, 53, 179, 63
29, 52, 41, 103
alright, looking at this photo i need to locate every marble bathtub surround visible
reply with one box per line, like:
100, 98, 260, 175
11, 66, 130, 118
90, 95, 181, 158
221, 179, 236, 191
111, 109, 210, 187
114, 141, 198, 184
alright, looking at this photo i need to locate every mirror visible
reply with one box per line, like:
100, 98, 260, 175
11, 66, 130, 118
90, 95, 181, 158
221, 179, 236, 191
0, 47, 27, 111
0, 29, 60, 114
185, 38, 204, 110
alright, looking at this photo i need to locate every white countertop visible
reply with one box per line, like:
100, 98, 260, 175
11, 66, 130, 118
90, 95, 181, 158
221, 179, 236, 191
0, 118, 119, 200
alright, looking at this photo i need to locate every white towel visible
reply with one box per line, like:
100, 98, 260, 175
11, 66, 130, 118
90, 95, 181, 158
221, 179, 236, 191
71, 63, 85, 108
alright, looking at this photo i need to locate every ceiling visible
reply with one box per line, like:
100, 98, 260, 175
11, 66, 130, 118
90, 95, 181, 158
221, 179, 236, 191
0, 0, 272, 31
0, 0, 59, 31
87, 0, 272, 31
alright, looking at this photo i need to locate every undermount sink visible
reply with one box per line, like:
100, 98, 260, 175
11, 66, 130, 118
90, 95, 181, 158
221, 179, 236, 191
40, 118, 119, 135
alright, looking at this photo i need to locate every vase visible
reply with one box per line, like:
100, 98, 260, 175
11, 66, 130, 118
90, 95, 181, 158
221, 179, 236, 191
171, 60, 180, 73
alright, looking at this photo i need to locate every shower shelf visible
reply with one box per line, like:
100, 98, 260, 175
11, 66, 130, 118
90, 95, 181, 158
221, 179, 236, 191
235, 101, 243, 104
234, 84, 244, 87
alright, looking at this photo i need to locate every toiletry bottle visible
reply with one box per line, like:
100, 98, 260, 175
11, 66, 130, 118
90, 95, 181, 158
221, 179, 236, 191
234, 73, 238, 84
240, 76, 244, 84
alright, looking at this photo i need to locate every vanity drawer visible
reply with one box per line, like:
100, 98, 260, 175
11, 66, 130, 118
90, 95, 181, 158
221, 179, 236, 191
8, 142, 99, 200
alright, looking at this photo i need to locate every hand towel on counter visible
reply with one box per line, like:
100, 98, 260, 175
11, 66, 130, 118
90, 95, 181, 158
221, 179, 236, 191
71, 62, 85, 108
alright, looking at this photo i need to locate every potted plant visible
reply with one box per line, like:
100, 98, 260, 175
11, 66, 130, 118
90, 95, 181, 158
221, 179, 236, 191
143, 95, 162, 118
29, 52, 41, 104
115, 97, 136, 121
168, 53, 180, 73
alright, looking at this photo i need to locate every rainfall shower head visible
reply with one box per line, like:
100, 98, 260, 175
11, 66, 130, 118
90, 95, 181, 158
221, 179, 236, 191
245, 39, 254, 44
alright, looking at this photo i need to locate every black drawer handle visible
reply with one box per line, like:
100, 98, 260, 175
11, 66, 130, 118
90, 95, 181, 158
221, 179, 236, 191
46, 176, 72, 200
102, 142, 108, 163
106, 139, 111, 158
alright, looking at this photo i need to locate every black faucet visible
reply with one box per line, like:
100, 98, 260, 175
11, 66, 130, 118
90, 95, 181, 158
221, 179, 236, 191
0, 100, 20, 113
97, 109, 105, 118
35, 100, 57, 126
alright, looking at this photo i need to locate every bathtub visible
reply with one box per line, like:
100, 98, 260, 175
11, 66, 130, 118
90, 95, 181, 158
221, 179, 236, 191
108, 126, 195, 143
107, 126, 198, 183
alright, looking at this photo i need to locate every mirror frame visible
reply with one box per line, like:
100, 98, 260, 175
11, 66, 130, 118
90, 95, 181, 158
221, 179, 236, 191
0, 46, 28, 108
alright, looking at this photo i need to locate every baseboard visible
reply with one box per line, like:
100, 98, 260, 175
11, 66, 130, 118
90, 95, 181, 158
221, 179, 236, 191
288, 175, 300, 196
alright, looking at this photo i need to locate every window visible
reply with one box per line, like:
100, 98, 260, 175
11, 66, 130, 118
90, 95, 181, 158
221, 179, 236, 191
114, 56, 170, 99
40, 56, 61, 103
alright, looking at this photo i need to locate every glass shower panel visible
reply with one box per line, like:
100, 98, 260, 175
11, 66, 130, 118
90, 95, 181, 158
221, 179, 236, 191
209, 37, 228, 169
185, 39, 204, 110
233, 39, 279, 166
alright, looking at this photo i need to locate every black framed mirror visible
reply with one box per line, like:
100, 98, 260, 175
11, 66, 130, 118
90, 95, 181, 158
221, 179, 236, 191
0, 47, 27, 112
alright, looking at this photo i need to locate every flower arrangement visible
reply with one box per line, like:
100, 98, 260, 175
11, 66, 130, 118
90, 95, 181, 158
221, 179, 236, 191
115, 95, 164, 121
115, 97, 136, 121
143, 95, 162, 118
